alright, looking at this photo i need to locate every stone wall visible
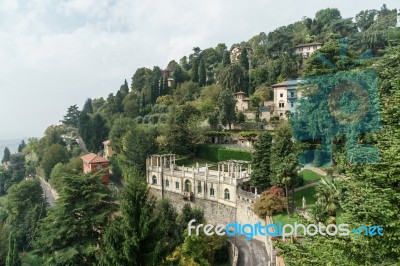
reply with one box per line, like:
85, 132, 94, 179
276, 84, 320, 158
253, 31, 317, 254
150, 188, 236, 225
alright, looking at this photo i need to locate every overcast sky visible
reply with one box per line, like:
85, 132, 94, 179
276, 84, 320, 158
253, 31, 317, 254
0, 0, 398, 140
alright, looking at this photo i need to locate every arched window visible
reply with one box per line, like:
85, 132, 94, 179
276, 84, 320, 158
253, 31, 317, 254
152, 175, 157, 185
210, 186, 215, 197
175, 182, 180, 190
185, 180, 192, 192
165, 179, 169, 187
224, 188, 230, 200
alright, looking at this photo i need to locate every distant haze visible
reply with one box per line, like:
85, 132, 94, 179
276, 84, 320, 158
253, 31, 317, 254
0, 0, 398, 139
0, 138, 27, 154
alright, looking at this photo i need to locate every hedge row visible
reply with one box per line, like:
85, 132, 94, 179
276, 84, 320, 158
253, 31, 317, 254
196, 145, 251, 162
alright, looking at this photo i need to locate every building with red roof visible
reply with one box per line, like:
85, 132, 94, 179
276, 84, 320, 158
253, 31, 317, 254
80, 153, 110, 183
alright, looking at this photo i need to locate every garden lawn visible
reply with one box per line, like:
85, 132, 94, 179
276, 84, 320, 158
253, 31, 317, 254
300, 169, 324, 184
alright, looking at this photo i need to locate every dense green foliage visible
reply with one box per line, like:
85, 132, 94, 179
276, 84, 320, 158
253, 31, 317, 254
33, 173, 117, 265
250, 131, 272, 188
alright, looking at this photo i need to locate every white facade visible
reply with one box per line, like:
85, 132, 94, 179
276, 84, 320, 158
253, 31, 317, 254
272, 80, 301, 120
235, 91, 249, 112
146, 154, 252, 208
294, 43, 322, 58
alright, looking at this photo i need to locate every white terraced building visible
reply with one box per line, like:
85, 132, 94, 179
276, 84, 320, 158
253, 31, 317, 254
146, 154, 252, 208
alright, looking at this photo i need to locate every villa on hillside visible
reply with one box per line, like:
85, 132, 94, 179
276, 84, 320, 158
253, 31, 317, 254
102, 140, 115, 159
230, 46, 242, 63
293, 42, 322, 58
81, 153, 110, 183
272, 79, 301, 120
235, 91, 249, 112
146, 154, 253, 208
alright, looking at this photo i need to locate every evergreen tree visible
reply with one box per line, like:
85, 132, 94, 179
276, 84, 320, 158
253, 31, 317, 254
239, 48, 249, 70
217, 89, 236, 130
270, 123, 299, 214
222, 50, 231, 67
34, 173, 117, 265
82, 98, 94, 114
165, 105, 203, 154
250, 132, 273, 189
119, 126, 157, 173
2, 147, 10, 163
122, 79, 129, 95
5, 179, 44, 251
9, 153, 26, 184
159, 77, 164, 96
89, 114, 109, 152
78, 111, 91, 147
17, 140, 26, 153
163, 76, 169, 94
199, 57, 206, 86
99, 168, 165, 265
218, 64, 248, 94
61, 104, 81, 127
191, 57, 199, 83
115, 90, 124, 113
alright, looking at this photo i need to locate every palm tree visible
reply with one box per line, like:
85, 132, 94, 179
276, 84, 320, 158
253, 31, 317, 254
313, 175, 340, 224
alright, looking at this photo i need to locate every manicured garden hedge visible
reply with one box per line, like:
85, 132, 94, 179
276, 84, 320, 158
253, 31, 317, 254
196, 145, 251, 162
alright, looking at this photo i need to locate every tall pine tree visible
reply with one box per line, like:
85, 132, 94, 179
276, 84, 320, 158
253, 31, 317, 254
99, 168, 166, 265
250, 132, 273, 189
199, 57, 206, 86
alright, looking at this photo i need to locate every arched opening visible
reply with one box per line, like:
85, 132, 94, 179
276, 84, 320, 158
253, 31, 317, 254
224, 188, 230, 200
152, 175, 157, 185
185, 179, 192, 192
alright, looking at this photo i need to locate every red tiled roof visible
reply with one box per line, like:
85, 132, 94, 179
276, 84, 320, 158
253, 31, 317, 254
81, 153, 109, 164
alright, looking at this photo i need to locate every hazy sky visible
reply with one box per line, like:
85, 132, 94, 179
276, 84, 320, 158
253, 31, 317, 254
0, 0, 398, 139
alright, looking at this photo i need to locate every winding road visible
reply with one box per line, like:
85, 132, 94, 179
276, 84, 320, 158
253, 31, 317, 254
230, 236, 270, 266
37, 175, 57, 207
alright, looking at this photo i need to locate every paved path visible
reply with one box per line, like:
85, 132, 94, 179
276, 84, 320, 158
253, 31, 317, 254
76, 136, 88, 153
230, 236, 269, 266
37, 176, 58, 207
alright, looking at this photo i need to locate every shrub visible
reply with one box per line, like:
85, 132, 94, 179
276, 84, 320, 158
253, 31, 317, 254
236, 112, 245, 123
143, 115, 150, 124
254, 186, 287, 217
133, 116, 143, 124
149, 114, 159, 124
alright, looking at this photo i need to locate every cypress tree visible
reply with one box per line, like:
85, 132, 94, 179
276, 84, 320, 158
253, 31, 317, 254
199, 57, 206, 86
2, 147, 10, 163
222, 50, 231, 67
250, 132, 273, 189
239, 48, 249, 70
191, 57, 199, 83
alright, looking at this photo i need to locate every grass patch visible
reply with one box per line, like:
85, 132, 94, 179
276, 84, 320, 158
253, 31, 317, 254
272, 213, 308, 234
294, 186, 317, 208
299, 169, 323, 184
